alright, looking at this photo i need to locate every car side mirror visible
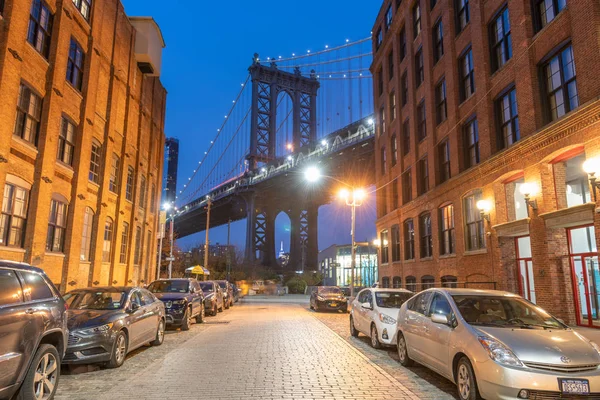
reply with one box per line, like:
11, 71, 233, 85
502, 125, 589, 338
431, 313, 449, 325
361, 302, 372, 310
129, 302, 141, 313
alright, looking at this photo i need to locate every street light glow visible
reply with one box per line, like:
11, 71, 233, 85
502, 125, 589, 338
304, 167, 321, 182
162, 203, 172, 211
583, 157, 600, 175
338, 188, 350, 201
321, 139, 327, 147
476, 199, 492, 214
353, 188, 366, 202
367, 118, 374, 126
519, 182, 538, 197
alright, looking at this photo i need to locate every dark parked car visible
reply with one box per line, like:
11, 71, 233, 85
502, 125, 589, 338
216, 280, 234, 309
310, 286, 348, 312
231, 283, 240, 303
148, 279, 205, 329
0, 261, 67, 400
63, 287, 165, 368
199, 281, 224, 316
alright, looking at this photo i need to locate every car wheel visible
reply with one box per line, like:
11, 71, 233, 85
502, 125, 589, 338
370, 324, 382, 349
224, 300, 230, 310
309, 303, 314, 310
212, 304, 218, 316
181, 307, 192, 331
151, 319, 165, 346
456, 357, 482, 400
397, 332, 414, 367
107, 331, 128, 368
15, 344, 60, 400
195, 305, 205, 323
341, 305, 348, 313
350, 316, 359, 337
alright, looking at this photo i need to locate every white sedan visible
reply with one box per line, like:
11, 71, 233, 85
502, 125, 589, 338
349, 288, 413, 348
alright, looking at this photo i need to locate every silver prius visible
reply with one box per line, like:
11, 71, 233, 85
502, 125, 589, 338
396, 288, 600, 400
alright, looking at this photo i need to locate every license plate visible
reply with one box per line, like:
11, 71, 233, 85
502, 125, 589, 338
559, 378, 590, 394
330, 302, 337, 307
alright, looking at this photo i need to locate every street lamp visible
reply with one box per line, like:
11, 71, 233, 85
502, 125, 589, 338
583, 157, 600, 202
160, 202, 175, 279
339, 187, 366, 298
519, 182, 539, 211
476, 199, 492, 222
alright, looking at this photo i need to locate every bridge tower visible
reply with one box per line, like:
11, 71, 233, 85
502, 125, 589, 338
244, 55, 320, 272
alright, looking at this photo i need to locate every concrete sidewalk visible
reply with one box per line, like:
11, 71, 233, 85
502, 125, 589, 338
240, 294, 310, 304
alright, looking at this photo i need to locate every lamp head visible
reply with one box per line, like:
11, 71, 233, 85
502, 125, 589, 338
583, 158, 600, 176
304, 167, 321, 183
519, 182, 538, 198
338, 188, 350, 201
476, 199, 492, 214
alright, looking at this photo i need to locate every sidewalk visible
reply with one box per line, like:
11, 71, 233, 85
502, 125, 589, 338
240, 294, 310, 304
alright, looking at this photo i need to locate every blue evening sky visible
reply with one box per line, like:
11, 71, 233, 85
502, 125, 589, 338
121, 0, 381, 254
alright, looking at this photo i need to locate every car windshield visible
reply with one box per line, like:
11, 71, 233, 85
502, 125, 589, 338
65, 291, 126, 310
375, 292, 412, 308
319, 287, 342, 295
147, 280, 189, 293
217, 282, 227, 289
199, 282, 213, 292
452, 295, 566, 329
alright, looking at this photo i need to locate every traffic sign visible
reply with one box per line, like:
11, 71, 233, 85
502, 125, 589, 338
165, 257, 175, 261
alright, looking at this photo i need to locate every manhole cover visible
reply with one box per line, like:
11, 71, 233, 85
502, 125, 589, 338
204, 321, 231, 325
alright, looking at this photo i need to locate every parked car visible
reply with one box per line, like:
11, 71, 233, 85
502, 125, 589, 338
147, 279, 205, 330
216, 280, 234, 309
231, 283, 240, 303
0, 261, 68, 400
396, 288, 600, 400
199, 281, 224, 315
350, 288, 413, 349
310, 286, 348, 312
63, 287, 165, 368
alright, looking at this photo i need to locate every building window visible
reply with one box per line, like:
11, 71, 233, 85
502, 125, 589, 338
381, 147, 387, 176
393, 276, 402, 289
109, 154, 120, 193
464, 118, 480, 169
382, 277, 391, 288
402, 119, 410, 155
505, 178, 528, 221
386, 5, 393, 30
72, 0, 91, 20
464, 191, 485, 251
420, 213, 433, 258
389, 92, 397, 122
459, 48, 475, 101
378, 68, 384, 96
388, 52, 394, 81
413, 3, 421, 38
126, 166, 134, 201
542, 44, 578, 122
439, 139, 451, 183
27, 0, 53, 59
66, 38, 85, 91
391, 224, 401, 262
103, 217, 113, 263
456, 0, 470, 33
440, 204, 455, 255
422, 276, 435, 290
406, 276, 417, 292
379, 106, 386, 136
430, 0, 437, 9
401, 71, 408, 106
0, 183, 29, 248
89, 140, 101, 184
417, 101, 426, 141
150, 183, 156, 213
391, 135, 398, 166
555, 154, 591, 208
441, 275, 458, 288
433, 19, 444, 63
435, 79, 447, 124
402, 168, 412, 204
376, 28, 383, 50
0, 0, 4, 16
392, 179, 399, 210
134, 226, 142, 265
379, 187, 388, 217
120, 222, 129, 264
417, 156, 429, 195
490, 6, 512, 72
57, 117, 75, 165
139, 176, 147, 209
534, 0, 566, 31
399, 28, 407, 61
80, 207, 93, 261
496, 87, 520, 149
404, 219, 415, 260
415, 48, 424, 87
46, 199, 67, 253
14, 83, 42, 146
381, 230, 389, 264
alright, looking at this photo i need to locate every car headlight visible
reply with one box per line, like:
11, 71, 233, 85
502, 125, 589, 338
172, 299, 186, 305
589, 341, 600, 357
78, 323, 114, 335
379, 313, 397, 325
478, 335, 523, 367
317, 296, 325, 301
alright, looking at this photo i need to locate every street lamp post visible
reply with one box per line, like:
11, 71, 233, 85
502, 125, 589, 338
203, 197, 212, 273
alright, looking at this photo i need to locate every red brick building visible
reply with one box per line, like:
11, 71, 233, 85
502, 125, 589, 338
371, 0, 600, 327
0, 0, 166, 292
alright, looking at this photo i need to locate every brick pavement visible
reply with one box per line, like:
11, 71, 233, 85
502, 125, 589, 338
55, 302, 452, 400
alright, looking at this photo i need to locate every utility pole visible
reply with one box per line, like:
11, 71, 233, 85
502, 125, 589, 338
156, 211, 166, 279
203, 197, 212, 271
226, 219, 231, 281
168, 215, 174, 279
350, 200, 356, 298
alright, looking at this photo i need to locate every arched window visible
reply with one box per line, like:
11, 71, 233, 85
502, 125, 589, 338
102, 217, 113, 263
382, 277, 390, 288
406, 276, 417, 292
392, 276, 402, 288
80, 207, 94, 261
422, 275, 435, 290
1, 175, 31, 248
442, 275, 458, 288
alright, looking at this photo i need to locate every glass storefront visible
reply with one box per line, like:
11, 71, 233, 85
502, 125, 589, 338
516, 236, 536, 303
569, 226, 599, 327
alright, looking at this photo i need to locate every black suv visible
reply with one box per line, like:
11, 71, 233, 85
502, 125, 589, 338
0, 261, 67, 400
147, 279, 205, 330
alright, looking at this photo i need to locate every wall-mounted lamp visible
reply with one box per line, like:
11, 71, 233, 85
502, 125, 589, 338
583, 157, 600, 202
476, 200, 492, 222
519, 182, 539, 211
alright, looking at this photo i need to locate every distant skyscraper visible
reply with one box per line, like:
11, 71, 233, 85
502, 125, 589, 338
164, 138, 179, 205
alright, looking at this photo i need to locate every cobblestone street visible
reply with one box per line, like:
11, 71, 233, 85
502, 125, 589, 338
56, 300, 455, 400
